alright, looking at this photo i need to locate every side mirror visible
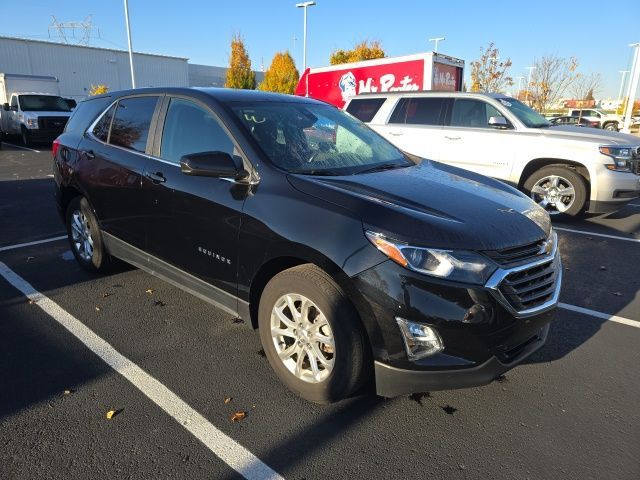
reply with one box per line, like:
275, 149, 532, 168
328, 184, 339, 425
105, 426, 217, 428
488, 116, 509, 129
2, 103, 9, 111
180, 151, 248, 180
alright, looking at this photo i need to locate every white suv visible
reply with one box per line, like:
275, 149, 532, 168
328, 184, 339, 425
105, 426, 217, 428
568, 109, 622, 131
345, 92, 640, 216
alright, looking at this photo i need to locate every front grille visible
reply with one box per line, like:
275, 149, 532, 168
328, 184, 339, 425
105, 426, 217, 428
498, 255, 559, 312
483, 239, 545, 267
37, 116, 68, 132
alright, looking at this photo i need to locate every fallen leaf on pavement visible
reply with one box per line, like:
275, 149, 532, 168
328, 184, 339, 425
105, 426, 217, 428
145, 289, 154, 294
26, 256, 35, 262
230, 411, 247, 423
224, 397, 232, 404
106, 410, 116, 419
611, 292, 622, 296
102, 293, 113, 298
154, 300, 166, 307
63, 389, 75, 395
95, 306, 101, 312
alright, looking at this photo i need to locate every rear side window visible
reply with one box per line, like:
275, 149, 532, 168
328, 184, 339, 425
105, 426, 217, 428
160, 97, 234, 164
109, 96, 159, 153
345, 98, 385, 122
92, 104, 115, 142
65, 96, 112, 134
389, 97, 446, 126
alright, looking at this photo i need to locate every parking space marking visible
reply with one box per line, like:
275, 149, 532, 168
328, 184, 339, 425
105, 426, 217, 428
559, 303, 640, 329
2, 142, 42, 153
0, 235, 67, 252
555, 227, 640, 243
0, 261, 284, 480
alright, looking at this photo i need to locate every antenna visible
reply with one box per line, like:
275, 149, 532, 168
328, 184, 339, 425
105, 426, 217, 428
49, 15, 100, 46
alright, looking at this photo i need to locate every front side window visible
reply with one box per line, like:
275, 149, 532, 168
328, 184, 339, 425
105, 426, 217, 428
10, 96, 18, 109
161, 98, 234, 164
18, 95, 71, 112
389, 97, 446, 126
109, 96, 159, 153
232, 102, 411, 175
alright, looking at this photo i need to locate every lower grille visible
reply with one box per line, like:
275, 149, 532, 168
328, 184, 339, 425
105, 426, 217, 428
498, 256, 560, 312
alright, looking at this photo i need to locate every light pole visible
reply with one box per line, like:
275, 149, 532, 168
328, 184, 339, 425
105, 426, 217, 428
525, 66, 536, 105
617, 70, 629, 106
296, 1, 315, 73
621, 43, 640, 133
428, 37, 445, 53
123, 0, 136, 88
515, 76, 525, 99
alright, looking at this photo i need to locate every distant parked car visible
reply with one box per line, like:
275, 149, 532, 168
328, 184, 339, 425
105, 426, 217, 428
568, 109, 621, 131
549, 116, 599, 128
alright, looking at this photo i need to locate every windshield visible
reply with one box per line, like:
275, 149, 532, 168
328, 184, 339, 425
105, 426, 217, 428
232, 102, 412, 175
18, 95, 71, 112
495, 97, 549, 128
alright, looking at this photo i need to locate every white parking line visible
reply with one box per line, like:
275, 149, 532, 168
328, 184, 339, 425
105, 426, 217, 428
0, 235, 67, 252
559, 303, 640, 329
0, 261, 284, 480
555, 227, 640, 243
2, 142, 42, 153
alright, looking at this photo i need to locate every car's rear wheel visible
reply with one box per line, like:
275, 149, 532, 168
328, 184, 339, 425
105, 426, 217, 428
66, 196, 110, 272
258, 264, 369, 403
524, 166, 587, 216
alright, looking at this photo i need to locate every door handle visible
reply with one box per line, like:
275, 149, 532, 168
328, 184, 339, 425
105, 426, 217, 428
388, 131, 404, 136
445, 136, 461, 141
145, 171, 166, 184
81, 149, 95, 159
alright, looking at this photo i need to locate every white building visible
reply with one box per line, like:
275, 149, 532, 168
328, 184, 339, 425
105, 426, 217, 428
0, 36, 264, 100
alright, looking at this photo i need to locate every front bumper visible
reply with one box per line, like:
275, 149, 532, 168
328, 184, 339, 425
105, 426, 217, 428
589, 167, 640, 213
351, 251, 559, 397
375, 324, 549, 397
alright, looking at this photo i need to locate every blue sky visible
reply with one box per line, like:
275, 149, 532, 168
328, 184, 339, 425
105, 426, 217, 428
5, 0, 640, 98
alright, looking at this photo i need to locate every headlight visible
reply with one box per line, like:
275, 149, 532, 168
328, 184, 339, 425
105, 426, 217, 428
365, 231, 497, 285
26, 118, 38, 128
600, 145, 634, 172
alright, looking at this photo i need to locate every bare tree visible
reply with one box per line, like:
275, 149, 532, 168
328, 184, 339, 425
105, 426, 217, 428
570, 72, 602, 100
470, 43, 513, 93
527, 55, 579, 112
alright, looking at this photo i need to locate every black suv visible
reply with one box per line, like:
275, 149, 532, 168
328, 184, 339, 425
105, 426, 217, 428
53, 88, 561, 403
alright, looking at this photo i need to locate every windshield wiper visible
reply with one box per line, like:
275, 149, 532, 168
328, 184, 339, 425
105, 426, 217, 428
355, 162, 408, 175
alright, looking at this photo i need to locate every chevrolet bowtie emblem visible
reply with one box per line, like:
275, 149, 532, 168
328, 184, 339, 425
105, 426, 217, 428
540, 237, 554, 255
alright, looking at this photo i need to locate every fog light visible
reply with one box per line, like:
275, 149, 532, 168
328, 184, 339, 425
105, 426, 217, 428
396, 317, 443, 361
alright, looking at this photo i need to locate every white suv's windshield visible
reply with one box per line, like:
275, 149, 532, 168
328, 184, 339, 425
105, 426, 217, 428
495, 97, 550, 128
232, 102, 412, 175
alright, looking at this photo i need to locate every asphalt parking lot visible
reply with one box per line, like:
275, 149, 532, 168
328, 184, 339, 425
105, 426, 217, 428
1, 141, 639, 480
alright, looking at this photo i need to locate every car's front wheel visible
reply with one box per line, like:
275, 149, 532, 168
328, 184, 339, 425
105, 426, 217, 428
603, 122, 618, 131
21, 127, 31, 147
524, 166, 587, 216
66, 196, 110, 272
258, 264, 370, 403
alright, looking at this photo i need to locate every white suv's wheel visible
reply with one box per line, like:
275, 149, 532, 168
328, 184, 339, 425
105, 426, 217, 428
258, 264, 370, 403
524, 166, 587, 216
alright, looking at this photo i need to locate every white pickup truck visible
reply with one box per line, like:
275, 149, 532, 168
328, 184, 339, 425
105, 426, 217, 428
0, 73, 73, 146
345, 92, 640, 216
568, 108, 622, 131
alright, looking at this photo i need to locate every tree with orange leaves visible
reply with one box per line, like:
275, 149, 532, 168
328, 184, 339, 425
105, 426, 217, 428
329, 40, 385, 65
258, 51, 299, 94
225, 34, 256, 90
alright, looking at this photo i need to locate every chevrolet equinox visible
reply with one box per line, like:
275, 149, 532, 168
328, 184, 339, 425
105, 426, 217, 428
53, 88, 561, 403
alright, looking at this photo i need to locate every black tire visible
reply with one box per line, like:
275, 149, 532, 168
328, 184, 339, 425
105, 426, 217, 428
523, 166, 588, 217
258, 264, 370, 404
21, 127, 31, 147
603, 122, 617, 131
66, 196, 111, 272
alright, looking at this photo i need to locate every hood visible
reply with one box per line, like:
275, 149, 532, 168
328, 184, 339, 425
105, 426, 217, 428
22, 110, 72, 118
288, 160, 551, 251
539, 125, 640, 145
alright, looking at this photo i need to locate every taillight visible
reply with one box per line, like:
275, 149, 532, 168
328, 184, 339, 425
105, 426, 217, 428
52, 138, 61, 158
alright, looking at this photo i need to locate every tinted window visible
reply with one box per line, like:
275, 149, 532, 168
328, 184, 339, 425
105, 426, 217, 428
109, 96, 159, 153
345, 98, 385, 122
18, 95, 71, 112
450, 99, 505, 128
92, 104, 115, 142
10, 96, 17, 108
389, 98, 445, 125
65, 96, 112, 134
160, 98, 234, 164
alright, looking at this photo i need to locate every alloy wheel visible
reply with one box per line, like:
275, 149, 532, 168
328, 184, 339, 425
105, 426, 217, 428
530, 175, 576, 215
70, 209, 94, 262
270, 293, 335, 383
